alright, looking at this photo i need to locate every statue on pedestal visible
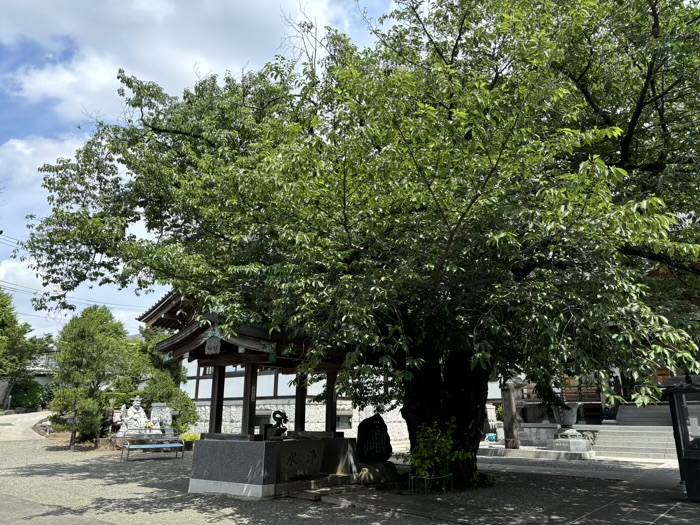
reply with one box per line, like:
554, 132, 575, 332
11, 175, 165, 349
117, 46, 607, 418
114, 396, 159, 436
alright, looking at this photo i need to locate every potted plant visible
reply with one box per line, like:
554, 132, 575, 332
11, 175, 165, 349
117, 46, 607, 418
180, 431, 200, 451
398, 420, 467, 491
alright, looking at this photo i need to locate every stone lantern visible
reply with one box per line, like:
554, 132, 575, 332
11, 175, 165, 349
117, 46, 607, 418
546, 402, 593, 457
664, 378, 700, 502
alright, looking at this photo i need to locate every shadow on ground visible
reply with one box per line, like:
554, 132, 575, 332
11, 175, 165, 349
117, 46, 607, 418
1, 442, 697, 525
0, 444, 380, 524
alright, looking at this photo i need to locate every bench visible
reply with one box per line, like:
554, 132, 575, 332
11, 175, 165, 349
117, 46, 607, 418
119, 428, 185, 461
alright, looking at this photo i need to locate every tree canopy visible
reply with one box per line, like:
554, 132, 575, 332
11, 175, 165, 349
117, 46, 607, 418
23, 0, 700, 480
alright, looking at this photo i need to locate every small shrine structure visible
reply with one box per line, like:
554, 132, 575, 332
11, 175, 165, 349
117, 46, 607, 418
138, 292, 357, 497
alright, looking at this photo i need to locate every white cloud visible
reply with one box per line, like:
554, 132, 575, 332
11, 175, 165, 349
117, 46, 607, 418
0, 134, 86, 239
8, 52, 123, 122
0, 134, 167, 336
0, 259, 68, 335
1, 0, 365, 122
0, 134, 85, 188
0, 258, 167, 336
0, 1, 387, 334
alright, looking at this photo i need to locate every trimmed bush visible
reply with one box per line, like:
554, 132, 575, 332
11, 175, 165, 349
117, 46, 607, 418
10, 378, 44, 411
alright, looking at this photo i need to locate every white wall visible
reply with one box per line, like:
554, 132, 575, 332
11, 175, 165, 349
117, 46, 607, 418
153, 399, 411, 452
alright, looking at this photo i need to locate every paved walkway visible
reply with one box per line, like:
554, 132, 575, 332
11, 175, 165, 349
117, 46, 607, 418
0, 494, 114, 524
321, 459, 696, 524
0, 411, 48, 441
0, 435, 697, 524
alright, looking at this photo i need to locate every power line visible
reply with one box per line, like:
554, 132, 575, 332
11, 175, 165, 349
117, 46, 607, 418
16, 311, 69, 323
0, 233, 24, 243
0, 280, 146, 311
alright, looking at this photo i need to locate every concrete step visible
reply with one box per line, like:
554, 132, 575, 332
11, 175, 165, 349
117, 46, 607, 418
617, 405, 669, 412
594, 439, 675, 447
577, 424, 672, 429
617, 422, 672, 426
592, 425, 673, 436
592, 432, 673, 439
593, 443, 677, 453
588, 427, 674, 435
616, 406, 672, 426
616, 417, 672, 422
589, 425, 677, 460
593, 449, 677, 460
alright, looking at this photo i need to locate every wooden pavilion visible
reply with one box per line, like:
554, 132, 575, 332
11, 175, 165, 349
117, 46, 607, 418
138, 292, 359, 497
137, 292, 347, 437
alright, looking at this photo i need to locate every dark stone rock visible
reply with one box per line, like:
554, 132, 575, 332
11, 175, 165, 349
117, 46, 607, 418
357, 461, 398, 485
357, 414, 392, 462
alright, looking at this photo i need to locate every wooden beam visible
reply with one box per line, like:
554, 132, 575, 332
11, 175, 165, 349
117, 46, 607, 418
241, 363, 258, 435
198, 353, 271, 367
325, 370, 338, 433
295, 374, 308, 432
313, 362, 344, 373
209, 366, 226, 433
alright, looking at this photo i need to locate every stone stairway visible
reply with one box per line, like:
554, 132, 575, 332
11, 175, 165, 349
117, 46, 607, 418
615, 404, 672, 426
592, 426, 677, 460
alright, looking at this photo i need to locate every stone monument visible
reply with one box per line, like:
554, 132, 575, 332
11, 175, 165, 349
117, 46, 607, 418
357, 414, 392, 462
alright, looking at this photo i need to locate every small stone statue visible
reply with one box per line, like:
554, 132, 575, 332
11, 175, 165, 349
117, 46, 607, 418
271, 410, 288, 437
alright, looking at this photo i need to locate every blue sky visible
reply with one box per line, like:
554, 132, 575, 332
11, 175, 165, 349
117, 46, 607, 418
0, 0, 391, 336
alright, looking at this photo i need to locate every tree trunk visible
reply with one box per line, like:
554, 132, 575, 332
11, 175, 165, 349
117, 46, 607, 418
2, 378, 16, 409
444, 351, 493, 486
400, 338, 493, 488
401, 349, 446, 448
501, 382, 520, 449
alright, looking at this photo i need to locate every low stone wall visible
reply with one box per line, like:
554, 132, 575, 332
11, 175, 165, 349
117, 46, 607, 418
152, 400, 410, 452
521, 423, 558, 446
486, 422, 559, 447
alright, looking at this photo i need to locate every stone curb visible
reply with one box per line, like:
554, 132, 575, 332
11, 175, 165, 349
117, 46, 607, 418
478, 446, 594, 460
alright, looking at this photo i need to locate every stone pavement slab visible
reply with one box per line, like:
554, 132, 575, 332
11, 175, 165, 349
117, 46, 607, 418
0, 494, 115, 524
322, 484, 697, 525
319, 458, 697, 525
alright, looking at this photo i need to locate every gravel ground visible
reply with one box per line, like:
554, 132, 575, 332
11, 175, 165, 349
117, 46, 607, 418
0, 437, 666, 525
0, 439, 430, 525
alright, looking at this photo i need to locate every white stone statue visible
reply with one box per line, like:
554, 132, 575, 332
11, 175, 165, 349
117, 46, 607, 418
114, 396, 159, 436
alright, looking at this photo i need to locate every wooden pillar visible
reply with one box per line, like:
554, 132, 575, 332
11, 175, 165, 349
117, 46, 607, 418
241, 363, 258, 435
501, 382, 520, 449
325, 370, 338, 433
208, 365, 226, 434
295, 374, 307, 432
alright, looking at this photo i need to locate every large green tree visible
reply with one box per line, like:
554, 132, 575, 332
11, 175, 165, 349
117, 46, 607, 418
0, 290, 50, 409
52, 305, 129, 446
24, 0, 700, 481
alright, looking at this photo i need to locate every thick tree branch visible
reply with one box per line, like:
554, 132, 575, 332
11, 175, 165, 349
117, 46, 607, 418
559, 67, 614, 127
620, 56, 655, 165
409, 5, 449, 66
620, 244, 700, 276
449, 9, 469, 65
